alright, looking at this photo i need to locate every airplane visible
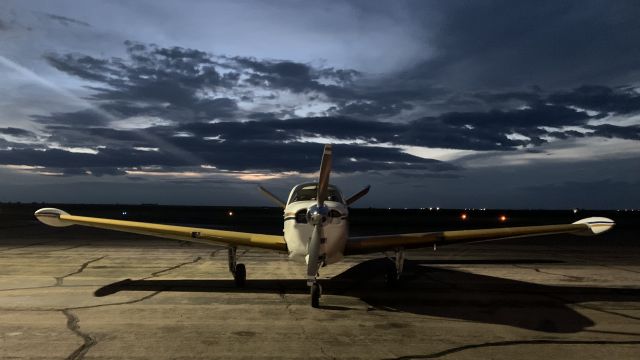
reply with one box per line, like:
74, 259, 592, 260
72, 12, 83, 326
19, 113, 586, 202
34, 144, 615, 307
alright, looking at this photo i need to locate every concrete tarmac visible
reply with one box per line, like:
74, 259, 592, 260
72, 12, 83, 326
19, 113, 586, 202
0, 236, 639, 359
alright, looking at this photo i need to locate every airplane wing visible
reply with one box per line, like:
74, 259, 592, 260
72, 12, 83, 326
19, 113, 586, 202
34, 208, 287, 252
344, 217, 614, 255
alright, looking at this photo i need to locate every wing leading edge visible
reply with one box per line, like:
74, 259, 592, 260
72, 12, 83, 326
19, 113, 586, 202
35, 208, 287, 252
344, 217, 614, 255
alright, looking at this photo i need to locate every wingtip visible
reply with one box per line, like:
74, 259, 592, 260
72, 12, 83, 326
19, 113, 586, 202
573, 217, 615, 235
34, 208, 72, 227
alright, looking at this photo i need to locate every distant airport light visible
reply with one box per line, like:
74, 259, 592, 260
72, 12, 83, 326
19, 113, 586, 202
499, 215, 507, 222
228, 211, 234, 216
122, 211, 127, 216
461, 213, 468, 220
573, 208, 579, 214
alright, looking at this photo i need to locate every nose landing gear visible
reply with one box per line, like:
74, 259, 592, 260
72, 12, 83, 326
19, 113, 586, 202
310, 282, 322, 308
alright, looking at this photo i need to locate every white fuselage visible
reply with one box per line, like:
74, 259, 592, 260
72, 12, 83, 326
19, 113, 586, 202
282, 185, 349, 265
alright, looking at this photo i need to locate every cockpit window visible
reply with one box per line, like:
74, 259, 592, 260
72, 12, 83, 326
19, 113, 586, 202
290, 184, 343, 203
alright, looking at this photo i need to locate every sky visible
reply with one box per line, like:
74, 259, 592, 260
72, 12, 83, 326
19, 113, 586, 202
0, 0, 639, 209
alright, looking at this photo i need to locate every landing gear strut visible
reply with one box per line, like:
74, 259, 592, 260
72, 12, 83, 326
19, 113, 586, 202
228, 247, 246, 287
386, 248, 405, 286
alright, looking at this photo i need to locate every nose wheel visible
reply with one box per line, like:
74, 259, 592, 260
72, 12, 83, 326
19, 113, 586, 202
228, 247, 246, 287
310, 282, 322, 308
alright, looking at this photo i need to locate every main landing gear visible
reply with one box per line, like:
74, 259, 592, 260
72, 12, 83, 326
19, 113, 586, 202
228, 247, 246, 287
386, 248, 405, 286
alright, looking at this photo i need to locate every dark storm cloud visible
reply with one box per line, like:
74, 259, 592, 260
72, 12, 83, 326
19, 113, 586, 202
28, 104, 637, 178
0, 148, 183, 168
404, 0, 640, 89
548, 86, 640, 114
233, 56, 358, 97
33, 109, 112, 126
587, 124, 640, 141
43, 42, 231, 122
25, 38, 640, 180
42, 42, 416, 122
41, 13, 90, 27
0, 127, 37, 139
174, 105, 593, 152
0, 140, 455, 177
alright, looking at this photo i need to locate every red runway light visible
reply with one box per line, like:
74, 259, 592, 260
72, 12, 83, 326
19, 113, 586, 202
499, 215, 507, 222
461, 213, 467, 220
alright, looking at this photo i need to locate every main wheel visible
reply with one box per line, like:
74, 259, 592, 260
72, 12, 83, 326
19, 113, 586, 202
234, 263, 246, 287
310, 283, 321, 308
385, 261, 398, 287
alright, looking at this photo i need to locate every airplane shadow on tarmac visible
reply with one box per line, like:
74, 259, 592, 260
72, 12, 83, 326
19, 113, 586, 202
94, 258, 640, 334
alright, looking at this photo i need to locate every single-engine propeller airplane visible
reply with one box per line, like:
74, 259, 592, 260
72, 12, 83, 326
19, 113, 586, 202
35, 145, 615, 307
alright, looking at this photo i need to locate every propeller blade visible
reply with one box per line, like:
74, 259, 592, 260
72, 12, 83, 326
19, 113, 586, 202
317, 144, 333, 206
306, 224, 322, 284
258, 186, 286, 208
346, 185, 371, 206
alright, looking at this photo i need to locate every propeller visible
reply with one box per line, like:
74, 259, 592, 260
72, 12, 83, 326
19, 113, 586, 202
306, 144, 332, 285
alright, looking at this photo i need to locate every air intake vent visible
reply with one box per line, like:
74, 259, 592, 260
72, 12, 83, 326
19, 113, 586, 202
295, 210, 307, 223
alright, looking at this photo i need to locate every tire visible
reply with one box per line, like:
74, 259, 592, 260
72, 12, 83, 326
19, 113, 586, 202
385, 262, 398, 287
310, 283, 321, 308
234, 263, 246, 287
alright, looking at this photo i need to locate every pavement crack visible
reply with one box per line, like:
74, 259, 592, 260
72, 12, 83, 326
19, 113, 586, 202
37, 244, 86, 253
0, 239, 60, 252
386, 339, 640, 359
61, 309, 97, 360
71, 290, 163, 310
319, 345, 336, 360
55, 256, 106, 286
144, 256, 203, 279
512, 264, 585, 281
598, 264, 640, 274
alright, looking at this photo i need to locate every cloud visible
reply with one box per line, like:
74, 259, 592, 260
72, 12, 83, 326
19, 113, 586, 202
0, 127, 37, 139
41, 13, 90, 28
403, 0, 640, 90
587, 124, 640, 140
1, 40, 632, 184
548, 85, 640, 114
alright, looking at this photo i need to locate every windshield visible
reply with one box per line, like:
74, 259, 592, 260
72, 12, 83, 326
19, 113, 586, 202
290, 184, 343, 203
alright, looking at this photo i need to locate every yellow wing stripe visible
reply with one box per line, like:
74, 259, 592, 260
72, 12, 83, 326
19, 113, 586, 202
345, 223, 589, 255
59, 214, 287, 252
